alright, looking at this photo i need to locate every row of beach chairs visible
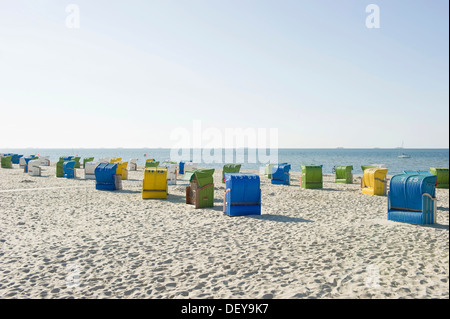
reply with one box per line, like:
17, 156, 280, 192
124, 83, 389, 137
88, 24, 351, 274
1, 154, 448, 224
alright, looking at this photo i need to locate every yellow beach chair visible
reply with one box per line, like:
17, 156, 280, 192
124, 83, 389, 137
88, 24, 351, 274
142, 167, 168, 199
116, 161, 128, 180
110, 158, 122, 164
362, 167, 388, 196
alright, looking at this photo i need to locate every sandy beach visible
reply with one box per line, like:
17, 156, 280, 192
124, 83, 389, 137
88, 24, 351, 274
0, 163, 448, 299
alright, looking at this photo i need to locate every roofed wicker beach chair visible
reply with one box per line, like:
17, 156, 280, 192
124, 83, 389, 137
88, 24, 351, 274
271, 163, 291, 185
186, 169, 215, 209
300, 165, 323, 189
56, 157, 66, 177
223, 173, 261, 216
160, 161, 178, 185
63, 161, 76, 179
11, 154, 23, 164
429, 167, 449, 189
145, 159, 160, 168
83, 157, 95, 168
116, 161, 128, 180
388, 172, 437, 225
128, 158, 138, 171
142, 167, 168, 199
222, 164, 241, 183
361, 167, 388, 196
85, 161, 99, 179
1, 155, 12, 169
95, 163, 121, 191
264, 163, 276, 179
28, 160, 41, 176
335, 165, 353, 184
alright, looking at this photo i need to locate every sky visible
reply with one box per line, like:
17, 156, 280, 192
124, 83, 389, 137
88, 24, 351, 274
0, 0, 448, 149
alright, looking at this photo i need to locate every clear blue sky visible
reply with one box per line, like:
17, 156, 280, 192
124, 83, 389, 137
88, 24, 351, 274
0, 0, 448, 148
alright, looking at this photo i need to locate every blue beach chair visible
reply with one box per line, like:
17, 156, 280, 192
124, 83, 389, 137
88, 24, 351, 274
224, 173, 261, 216
387, 173, 437, 225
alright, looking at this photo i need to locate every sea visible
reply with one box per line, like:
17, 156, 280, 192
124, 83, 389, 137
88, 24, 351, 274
1, 148, 448, 175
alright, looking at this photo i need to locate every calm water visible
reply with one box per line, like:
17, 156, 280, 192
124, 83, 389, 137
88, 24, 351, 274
2, 148, 448, 175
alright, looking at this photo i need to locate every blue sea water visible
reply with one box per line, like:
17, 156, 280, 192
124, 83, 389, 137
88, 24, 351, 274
1, 148, 448, 175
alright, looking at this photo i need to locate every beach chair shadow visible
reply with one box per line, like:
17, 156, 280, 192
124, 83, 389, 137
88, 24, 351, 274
437, 207, 449, 212
116, 189, 141, 194
422, 223, 449, 230
245, 213, 314, 223
166, 193, 186, 203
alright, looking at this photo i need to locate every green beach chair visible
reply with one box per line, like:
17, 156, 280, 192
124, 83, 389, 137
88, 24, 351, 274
56, 157, 66, 177
1, 156, 12, 169
222, 164, 241, 183
145, 160, 160, 168
361, 165, 376, 173
265, 163, 276, 179
186, 169, 215, 209
335, 165, 353, 184
72, 157, 81, 169
83, 157, 94, 168
300, 165, 323, 189
429, 167, 449, 189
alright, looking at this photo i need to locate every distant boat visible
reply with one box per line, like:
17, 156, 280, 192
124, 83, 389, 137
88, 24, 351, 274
398, 141, 411, 158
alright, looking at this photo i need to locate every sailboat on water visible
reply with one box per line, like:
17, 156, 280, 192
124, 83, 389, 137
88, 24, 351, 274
398, 141, 411, 158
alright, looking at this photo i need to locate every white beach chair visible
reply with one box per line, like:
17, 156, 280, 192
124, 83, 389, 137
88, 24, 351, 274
98, 157, 110, 163
28, 160, 41, 176
85, 161, 99, 179
184, 162, 197, 172
161, 162, 178, 185
19, 157, 27, 168
128, 158, 138, 171
39, 156, 50, 166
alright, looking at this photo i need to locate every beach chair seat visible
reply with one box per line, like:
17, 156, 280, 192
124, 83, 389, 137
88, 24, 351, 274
63, 161, 76, 179
95, 163, 121, 190
335, 165, 353, 184
1, 155, 13, 169
142, 167, 168, 199
388, 173, 437, 225
186, 169, 215, 209
300, 165, 323, 188
28, 160, 41, 176
362, 167, 388, 196
116, 161, 128, 180
128, 158, 138, 171
84, 161, 99, 179
223, 173, 261, 216
83, 157, 94, 168
429, 167, 449, 189
222, 164, 241, 183
160, 162, 177, 185
271, 163, 291, 185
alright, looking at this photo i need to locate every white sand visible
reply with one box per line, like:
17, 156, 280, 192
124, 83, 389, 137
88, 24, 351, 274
0, 164, 448, 299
